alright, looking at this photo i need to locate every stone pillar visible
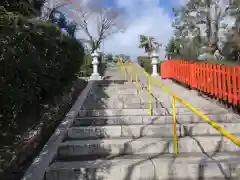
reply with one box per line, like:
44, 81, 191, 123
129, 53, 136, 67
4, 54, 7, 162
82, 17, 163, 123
90, 50, 102, 80
151, 51, 159, 76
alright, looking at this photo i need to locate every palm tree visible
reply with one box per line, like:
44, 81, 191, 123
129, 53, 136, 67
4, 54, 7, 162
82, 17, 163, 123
139, 35, 161, 58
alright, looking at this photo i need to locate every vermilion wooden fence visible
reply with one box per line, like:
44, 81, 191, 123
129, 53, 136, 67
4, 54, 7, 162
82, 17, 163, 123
161, 60, 240, 105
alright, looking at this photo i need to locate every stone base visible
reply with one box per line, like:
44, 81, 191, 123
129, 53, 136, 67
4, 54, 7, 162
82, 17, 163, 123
151, 73, 158, 76
89, 74, 103, 81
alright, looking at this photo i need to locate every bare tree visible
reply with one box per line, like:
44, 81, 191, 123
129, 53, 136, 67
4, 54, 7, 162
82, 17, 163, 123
70, 0, 125, 52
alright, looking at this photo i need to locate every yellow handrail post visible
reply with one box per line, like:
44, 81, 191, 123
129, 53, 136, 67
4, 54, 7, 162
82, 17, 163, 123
171, 96, 179, 156
129, 64, 133, 83
148, 76, 153, 116
136, 73, 139, 94
118, 58, 123, 79
124, 69, 127, 81
120, 59, 127, 81
116, 62, 240, 149
121, 62, 125, 80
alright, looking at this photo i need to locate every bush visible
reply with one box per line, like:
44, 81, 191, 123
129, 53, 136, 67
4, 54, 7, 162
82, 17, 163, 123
137, 56, 152, 74
0, 12, 85, 129
79, 54, 92, 76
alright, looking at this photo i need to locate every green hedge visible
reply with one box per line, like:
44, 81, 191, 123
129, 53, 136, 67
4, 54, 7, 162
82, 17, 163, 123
0, 12, 85, 129
79, 54, 92, 76
137, 56, 162, 75
137, 56, 152, 74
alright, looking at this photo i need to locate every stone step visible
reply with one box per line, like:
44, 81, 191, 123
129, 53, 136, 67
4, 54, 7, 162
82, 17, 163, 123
85, 94, 144, 102
67, 123, 240, 140
46, 153, 240, 180
99, 89, 138, 94
82, 101, 223, 109
82, 102, 166, 109
74, 114, 240, 126
94, 80, 128, 85
67, 124, 179, 140
78, 108, 228, 117
87, 93, 140, 98
58, 136, 239, 158
95, 82, 129, 86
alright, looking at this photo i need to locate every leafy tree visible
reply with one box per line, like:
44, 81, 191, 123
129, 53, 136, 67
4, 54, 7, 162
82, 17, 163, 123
222, 27, 240, 62
219, 0, 240, 61
40, 0, 71, 20
106, 54, 113, 62
53, 11, 67, 28
172, 0, 230, 56
137, 56, 152, 73
0, 11, 85, 128
65, 22, 77, 37
1, 0, 44, 17
51, 11, 77, 37
166, 31, 202, 60
139, 35, 161, 57
165, 38, 181, 59
229, 0, 240, 27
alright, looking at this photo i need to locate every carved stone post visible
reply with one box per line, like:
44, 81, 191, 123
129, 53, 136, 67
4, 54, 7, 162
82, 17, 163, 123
151, 51, 159, 76
90, 50, 102, 80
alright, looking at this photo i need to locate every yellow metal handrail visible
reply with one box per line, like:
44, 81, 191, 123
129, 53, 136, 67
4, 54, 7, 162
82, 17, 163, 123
117, 57, 240, 156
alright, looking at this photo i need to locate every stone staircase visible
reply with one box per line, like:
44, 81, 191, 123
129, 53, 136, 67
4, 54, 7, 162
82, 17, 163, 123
24, 67, 240, 180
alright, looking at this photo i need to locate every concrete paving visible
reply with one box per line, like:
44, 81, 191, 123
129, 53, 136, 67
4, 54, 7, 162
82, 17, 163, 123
23, 64, 240, 180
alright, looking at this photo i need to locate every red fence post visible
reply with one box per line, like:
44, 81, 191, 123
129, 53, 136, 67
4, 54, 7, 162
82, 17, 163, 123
191, 62, 197, 89
217, 65, 222, 99
209, 64, 213, 96
222, 66, 227, 101
202, 63, 206, 93
232, 67, 237, 105
213, 64, 217, 97
206, 64, 210, 94
160, 59, 240, 106
227, 67, 232, 104
238, 67, 240, 104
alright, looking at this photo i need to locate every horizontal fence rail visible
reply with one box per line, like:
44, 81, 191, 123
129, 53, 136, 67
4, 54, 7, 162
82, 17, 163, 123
161, 60, 240, 105
118, 58, 240, 156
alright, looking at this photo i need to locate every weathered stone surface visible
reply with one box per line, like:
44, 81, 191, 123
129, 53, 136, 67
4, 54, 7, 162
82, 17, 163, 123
73, 116, 144, 126
78, 107, 228, 117
67, 124, 180, 140
46, 153, 240, 180
58, 136, 240, 157
74, 113, 240, 126
23, 65, 240, 180
67, 123, 240, 140
21, 80, 95, 180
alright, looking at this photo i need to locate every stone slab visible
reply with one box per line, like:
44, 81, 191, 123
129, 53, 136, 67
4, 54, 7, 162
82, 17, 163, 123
46, 153, 240, 180
21, 81, 95, 180
67, 123, 240, 140
67, 124, 180, 140
58, 136, 240, 157
74, 113, 240, 126
78, 108, 228, 117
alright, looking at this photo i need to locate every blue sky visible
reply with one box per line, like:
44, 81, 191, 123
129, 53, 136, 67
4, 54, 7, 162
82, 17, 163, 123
59, 0, 185, 58
99, 0, 184, 58
56, 0, 234, 59
103, 0, 176, 17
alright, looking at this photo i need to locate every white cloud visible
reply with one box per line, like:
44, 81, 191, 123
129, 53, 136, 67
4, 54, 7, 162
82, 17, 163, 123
51, 0, 175, 59
102, 0, 174, 60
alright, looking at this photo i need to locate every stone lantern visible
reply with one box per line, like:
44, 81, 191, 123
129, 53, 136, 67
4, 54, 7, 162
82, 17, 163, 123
89, 50, 102, 80
151, 51, 159, 76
